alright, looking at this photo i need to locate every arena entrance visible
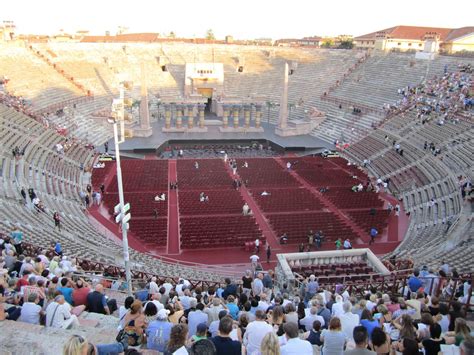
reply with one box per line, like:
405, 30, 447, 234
197, 88, 213, 113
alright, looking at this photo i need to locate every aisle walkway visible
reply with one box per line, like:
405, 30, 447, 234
224, 163, 281, 252
167, 160, 180, 254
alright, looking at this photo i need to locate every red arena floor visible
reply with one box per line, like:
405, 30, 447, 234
88, 156, 409, 269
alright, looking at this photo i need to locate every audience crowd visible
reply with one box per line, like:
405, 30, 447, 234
1, 234, 472, 355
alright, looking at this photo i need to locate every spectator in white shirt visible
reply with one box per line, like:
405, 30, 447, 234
19, 293, 43, 325
256, 293, 271, 313
149, 277, 160, 295
332, 295, 345, 317
340, 301, 360, 341
300, 306, 325, 331
243, 310, 273, 355
252, 273, 264, 296
161, 279, 174, 295
281, 322, 313, 355
205, 298, 225, 325
45, 295, 80, 329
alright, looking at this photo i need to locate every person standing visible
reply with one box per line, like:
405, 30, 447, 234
266, 244, 271, 263
315, 231, 323, 249
369, 227, 378, 245
254, 238, 260, 254
53, 212, 61, 232
11, 227, 24, 255
243, 310, 273, 355
20, 187, 27, 203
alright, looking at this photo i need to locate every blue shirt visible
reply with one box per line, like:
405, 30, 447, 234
307, 281, 319, 294
11, 231, 23, 244
57, 287, 74, 305
188, 310, 208, 337
227, 303, 239, 320
135, 289, 149, 302
146, 320, 173, 352
408, 276, 423, 292
370, 228, 378, 237
55, 243, 62, 254
360, 319, 380, 339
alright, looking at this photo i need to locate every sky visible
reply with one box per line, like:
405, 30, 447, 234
2, 0, 473, 39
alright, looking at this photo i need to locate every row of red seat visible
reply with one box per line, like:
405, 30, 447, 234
91, 161, 115, 189
129, 218, 168, 246
180, 216, 262, 248
345, 209, 390, 234
104, 192, 168, 217
250, 188, 324, 213
178, 189, 244, 215
297, 169, 358, 187
324, 187, 384, 209
235, 158, 300, 187
267, 212, 359, 244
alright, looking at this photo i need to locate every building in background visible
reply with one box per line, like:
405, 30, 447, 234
354, 25, 474, 54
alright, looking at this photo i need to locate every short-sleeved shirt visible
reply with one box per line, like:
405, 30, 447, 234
360, 319, 381, 339
422, 338, 445, 355
19, 302, 42, 324
408, 276, 423, 292
321, 329, 346, 355
211, 336, 241, 355
11, 231, 23, 244
72, 287, 91, 306
57, 287, 74, 305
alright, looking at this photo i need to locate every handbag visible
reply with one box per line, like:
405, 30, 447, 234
116, 318, 130, 342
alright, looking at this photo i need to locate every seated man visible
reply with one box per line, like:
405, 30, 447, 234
86, 284, 117, 315
280, 233, 288, 244
46, 295, 80, 329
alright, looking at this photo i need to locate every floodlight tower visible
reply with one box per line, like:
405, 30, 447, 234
110, 81, 134, 296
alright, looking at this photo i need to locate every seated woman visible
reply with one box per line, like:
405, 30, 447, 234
123, 300, 147, 346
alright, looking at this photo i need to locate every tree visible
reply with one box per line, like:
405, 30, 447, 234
338, 40, 354, 49
206, 29, 215, 40
321, 39, 334, 48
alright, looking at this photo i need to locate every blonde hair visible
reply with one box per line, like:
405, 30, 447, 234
130, 300, 143, 314
260, 332, 281, 355
63, 335, 87, 355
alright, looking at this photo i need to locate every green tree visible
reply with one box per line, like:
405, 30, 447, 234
321, 39, 334, 48
206, 29, 215, 40
338, 40, 354, 49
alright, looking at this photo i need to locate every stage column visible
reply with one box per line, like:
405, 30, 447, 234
255, 104, 262, 128
222, 104, 229, 128
244, 104, 251, 129
198, 103, 205, 128
176, 104, 183, 129
164, 104, 171, 129
187, 104, 194, 129
233, 105, 240, 129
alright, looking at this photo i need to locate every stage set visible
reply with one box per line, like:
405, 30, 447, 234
89, 62, 408, 270
108, 62, 329, 156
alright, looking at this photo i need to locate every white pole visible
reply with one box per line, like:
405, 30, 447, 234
113, 121, 132, 296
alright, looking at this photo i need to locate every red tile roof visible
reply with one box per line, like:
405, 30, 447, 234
80, 33, 160, 42
355, 25, 467, 42
444, 27, 474, 42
